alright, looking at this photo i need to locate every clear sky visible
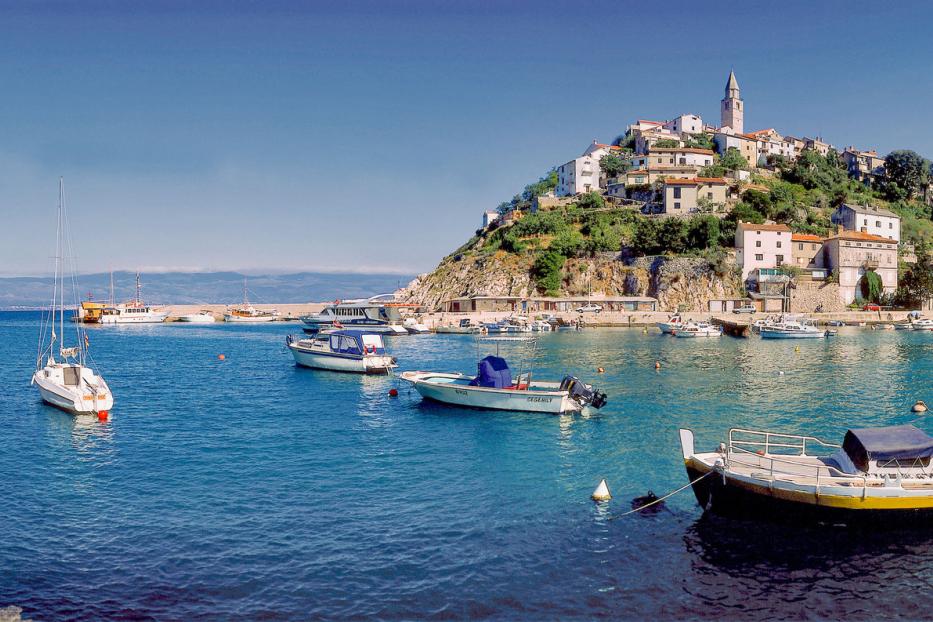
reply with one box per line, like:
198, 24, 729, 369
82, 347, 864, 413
2, 0, 932, 276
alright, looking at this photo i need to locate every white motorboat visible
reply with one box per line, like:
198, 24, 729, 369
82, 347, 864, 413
177, 311, 217, 323
435, 319, 480, 334
286, 330, 396, 374
400, 355, 607, 414
680, 425, 933, 524
910, 319, 933, 331
301, 295, 406, 334
402, 317, 431, 334
657, 314, 685, 334
224, 278, 278, 322
32, 179, 114, 416
759, 316, 825, 339
531, 319, 553, 332
99, 273, 167, 324
672, 322, 721, 338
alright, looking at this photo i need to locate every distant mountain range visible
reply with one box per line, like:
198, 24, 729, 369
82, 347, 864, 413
0, 271, 417, 308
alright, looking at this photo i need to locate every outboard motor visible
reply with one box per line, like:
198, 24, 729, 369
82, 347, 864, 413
559, 375, 608, 409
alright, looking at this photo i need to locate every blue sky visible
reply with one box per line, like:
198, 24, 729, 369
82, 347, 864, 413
2, 0, 931, 276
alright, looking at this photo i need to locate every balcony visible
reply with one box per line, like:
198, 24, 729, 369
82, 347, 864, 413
863, 259, 880, 269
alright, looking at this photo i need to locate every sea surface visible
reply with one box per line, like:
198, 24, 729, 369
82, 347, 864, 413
2, 311, 933, 620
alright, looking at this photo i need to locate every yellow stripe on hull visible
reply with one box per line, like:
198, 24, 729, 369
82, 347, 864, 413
686, 458, 933, 511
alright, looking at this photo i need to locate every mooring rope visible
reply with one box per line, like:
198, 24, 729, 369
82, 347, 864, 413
608, 471, 713, 520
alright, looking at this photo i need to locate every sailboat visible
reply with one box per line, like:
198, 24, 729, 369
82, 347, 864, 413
32, 179, 114, 416
98, 271, 167, 323
224, 277, 278, 322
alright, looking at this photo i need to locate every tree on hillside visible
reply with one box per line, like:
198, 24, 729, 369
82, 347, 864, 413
657, 218, 687, 254
599, 153, 628, 178
781, 149, 848, 191
575, 191, 605, 210
883, 150, 930, 201
687, 216, 720, 250
684, 133, 716, 151
898, 245, 933, 307
719, 147, 749, 172
531, 251, 566, 295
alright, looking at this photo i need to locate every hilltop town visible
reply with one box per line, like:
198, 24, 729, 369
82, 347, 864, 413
403, 70, 933, 315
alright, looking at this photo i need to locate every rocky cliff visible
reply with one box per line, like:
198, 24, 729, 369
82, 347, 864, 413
400, 249, 745, 312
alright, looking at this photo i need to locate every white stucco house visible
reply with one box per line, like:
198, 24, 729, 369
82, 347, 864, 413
831, 203, 900, 243
735, 222, 792, 282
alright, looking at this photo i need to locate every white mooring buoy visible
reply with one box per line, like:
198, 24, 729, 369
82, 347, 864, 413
591, 479, 612, 502
913, 400, 928, 413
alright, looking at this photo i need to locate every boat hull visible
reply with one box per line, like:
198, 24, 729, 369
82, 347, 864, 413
32, 371, 114, 415
288, 344, 394, 374
224, 314, 276, 323
99, 313, 167, 324
657, 322, 682, 334
400, 372, 581, 414
685, 459, 933, 525
759, 330, 825, 339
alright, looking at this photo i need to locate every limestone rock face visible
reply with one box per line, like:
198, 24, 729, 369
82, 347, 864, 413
400, 249, 745, 313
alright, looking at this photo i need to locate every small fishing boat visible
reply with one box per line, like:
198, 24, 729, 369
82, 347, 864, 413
672, 322, 721, 338
680, 425, 933, 524
826, 319, 846, 327
400, 355, 607, 414
33, 179, 114, 416
402, 317, 431, 334
177, 311, 216, 323
657, 314, 685, 334
531, 319, 553, 332
286, 330, 396, 374
224, 279, 278, 323
759, 316, 825, 339
435, 318, 480, 334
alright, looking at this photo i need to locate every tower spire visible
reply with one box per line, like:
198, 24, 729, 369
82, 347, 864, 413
720, 69, 744, 133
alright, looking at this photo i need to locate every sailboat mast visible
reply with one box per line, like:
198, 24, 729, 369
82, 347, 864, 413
109, 270, 114, 307
136, 271, 141, 305
58, 178, 65, 356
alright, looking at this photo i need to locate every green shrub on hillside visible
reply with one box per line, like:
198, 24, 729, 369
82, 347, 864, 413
532, 251, 566, 295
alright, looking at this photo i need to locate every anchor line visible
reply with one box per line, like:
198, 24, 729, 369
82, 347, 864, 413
607, 471, 712, 520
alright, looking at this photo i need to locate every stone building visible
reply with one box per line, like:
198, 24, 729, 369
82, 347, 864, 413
831, 203, 900, 243
735, 222, 792, 282
720, 70, 743, 134
661, 177, 728, 215
791, 233, 824, 268
821, 230, 898, 304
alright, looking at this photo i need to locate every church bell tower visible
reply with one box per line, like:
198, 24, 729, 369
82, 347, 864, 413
720, 70, 743, 133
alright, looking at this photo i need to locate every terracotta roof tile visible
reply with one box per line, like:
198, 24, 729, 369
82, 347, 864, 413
791, 233, 824, 243
828, 231, 898, 243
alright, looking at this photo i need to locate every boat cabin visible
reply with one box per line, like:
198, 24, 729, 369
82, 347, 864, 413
825, 425, 933, 476
297, 330, 387, 357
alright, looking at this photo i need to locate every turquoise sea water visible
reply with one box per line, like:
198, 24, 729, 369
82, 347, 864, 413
3, 311, 933, 620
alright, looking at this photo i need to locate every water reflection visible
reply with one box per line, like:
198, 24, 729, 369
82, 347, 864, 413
44, 406, 115, 460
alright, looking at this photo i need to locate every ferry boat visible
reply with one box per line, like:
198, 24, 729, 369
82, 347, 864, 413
759, 316, 825, 339
301, 296, 405, 334
286, 330, 396, 374
33, 179, 114, 416
99, 273, 167, 324
400, 355, 607, 414
657, 314, 685, 334
672, 322, 721, 338
224, 279, 278, 322
679, 425, 933, 524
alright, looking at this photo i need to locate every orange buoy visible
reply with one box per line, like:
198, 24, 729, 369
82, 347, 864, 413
97, 411, 109, 422
597, 367, 605, 374
389, 388, 399, 397
655, 361, 661, 370
218, 354, 226, 361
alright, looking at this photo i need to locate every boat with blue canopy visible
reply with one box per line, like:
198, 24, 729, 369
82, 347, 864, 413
679, 424, 933, 524
286, 330, 396, 374
400, 349, 606, 414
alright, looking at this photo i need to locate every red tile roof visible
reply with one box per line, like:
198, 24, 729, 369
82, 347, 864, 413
791, 233, 824, 243
828, 231, 898, 244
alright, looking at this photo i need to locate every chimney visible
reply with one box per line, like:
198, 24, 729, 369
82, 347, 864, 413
837, 224, 844, 235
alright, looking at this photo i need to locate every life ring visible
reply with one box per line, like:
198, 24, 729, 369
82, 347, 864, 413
366, 344, 376, 354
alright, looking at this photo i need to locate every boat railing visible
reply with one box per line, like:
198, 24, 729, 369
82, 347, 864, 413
728, 428, 839, 457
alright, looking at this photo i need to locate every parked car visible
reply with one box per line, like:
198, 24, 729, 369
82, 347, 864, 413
732, 305, 756, 314
862, 303, 881, 311
575, 304, 603, 313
